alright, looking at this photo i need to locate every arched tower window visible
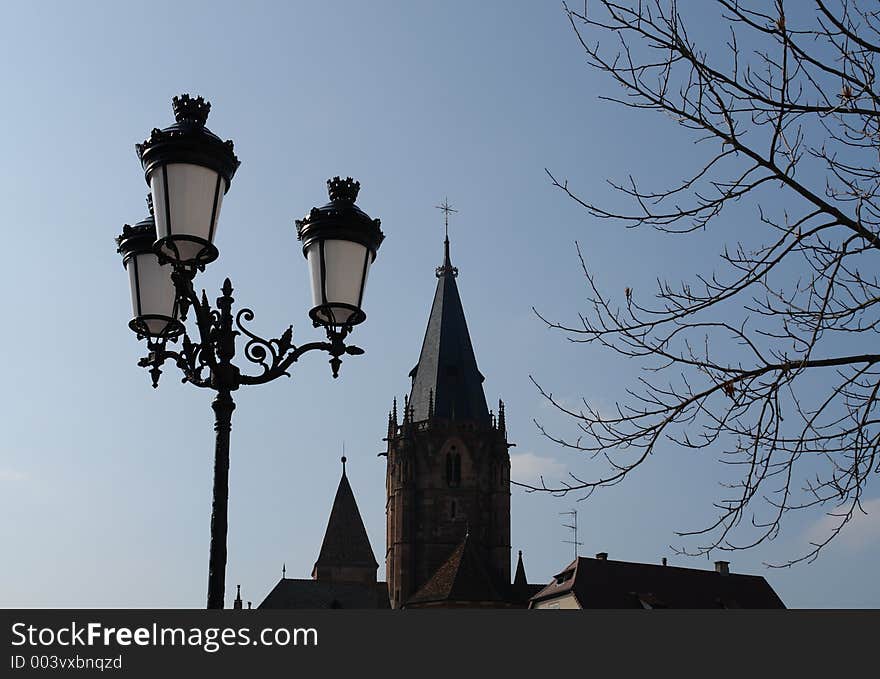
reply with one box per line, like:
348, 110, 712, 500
446, 446, 461, 487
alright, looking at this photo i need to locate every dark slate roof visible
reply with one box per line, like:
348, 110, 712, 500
259, 578, 390, 609
523, 583, 547, 599
408, 237, 489, 423
406, 533, 509, 606
530, 557, 785, 609
312, 463, 378, 575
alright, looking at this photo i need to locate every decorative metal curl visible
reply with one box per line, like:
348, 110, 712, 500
236, 308, 294, 378
137, 260, 366, 389
138, 337, 212, 389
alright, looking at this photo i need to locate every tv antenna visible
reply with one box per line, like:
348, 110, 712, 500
560, 510, 582, 561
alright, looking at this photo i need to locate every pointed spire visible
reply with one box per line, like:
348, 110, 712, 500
312, 459, 379, 582
403, 395, 410, 425
408, 217, 488, 423
233, 584, 242, 610
512, 550, 529, 601
392, 397, 398, 425
282, 563, 286, 579
341, 454, 347, 475
514, 550, 527, 588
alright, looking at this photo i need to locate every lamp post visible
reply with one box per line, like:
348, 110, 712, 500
115, 94, 384, 610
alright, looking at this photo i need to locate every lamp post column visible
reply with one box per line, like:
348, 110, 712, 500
208, 388, 235, 609
206, 278, 239, 610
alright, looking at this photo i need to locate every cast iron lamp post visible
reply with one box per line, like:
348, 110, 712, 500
115, 94, 384, 610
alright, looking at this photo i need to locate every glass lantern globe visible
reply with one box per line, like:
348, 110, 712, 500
295, 177, 384, 329
116, 198, 183, 340
136, 94, 240, 267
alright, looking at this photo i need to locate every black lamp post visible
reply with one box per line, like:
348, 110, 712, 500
115, 94, 384, 610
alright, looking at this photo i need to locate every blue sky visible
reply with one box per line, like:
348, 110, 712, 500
0, 1, 876, 608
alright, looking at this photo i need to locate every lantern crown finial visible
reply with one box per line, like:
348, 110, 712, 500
327, 176, 360, 204
172, 94, 210, 126
116, 198, 157, 255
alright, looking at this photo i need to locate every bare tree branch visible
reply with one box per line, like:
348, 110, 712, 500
529, 0, 880, 566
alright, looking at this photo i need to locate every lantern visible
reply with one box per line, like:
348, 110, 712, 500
116, 198, 182, 339
295, 177, 384, 329
136, 94, 240, 266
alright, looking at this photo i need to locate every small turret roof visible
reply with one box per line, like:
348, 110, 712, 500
312, 459, 378, 576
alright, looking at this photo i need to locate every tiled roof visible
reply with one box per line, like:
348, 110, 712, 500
312, 464, 378, 575
530, 557, 785, 609
406, 533, 509, 605
259, 579, 390, 609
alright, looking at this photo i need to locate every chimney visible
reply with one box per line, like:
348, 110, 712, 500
662, 557, 667, 566
714, 561, 730, 575
595, 552, 608, 561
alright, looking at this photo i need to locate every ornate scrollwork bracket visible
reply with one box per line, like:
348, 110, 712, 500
138, 261, 364, 390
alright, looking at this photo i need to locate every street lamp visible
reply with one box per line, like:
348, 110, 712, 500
115, 94, 384, 610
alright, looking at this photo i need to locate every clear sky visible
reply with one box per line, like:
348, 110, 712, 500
0, 0, 876, 609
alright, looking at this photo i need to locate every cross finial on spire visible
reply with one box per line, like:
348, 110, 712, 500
341, 443, 347, 474
435, 198, 459, 278
436, 197, 457, 240
282, 563, 286, 578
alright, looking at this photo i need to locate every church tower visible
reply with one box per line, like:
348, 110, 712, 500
384, 225, 511, 609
